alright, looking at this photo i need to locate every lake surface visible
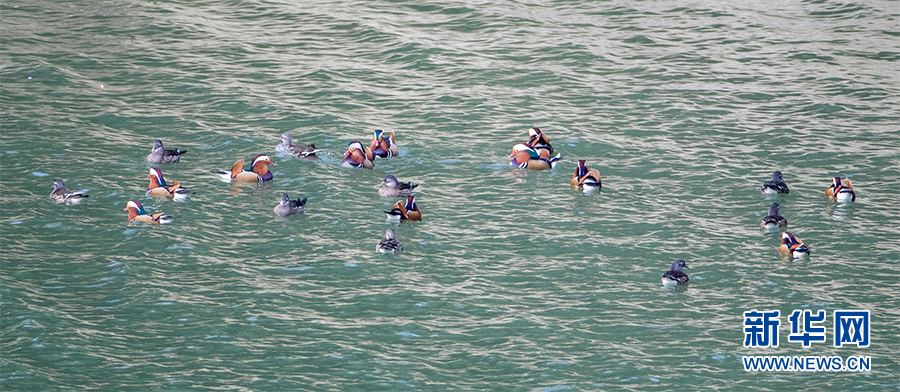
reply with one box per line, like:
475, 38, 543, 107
2, 0, 899, 390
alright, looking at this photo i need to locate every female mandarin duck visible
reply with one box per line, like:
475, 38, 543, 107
146, 140, 187, 164
760, 202, 788, 231
50, 179, 88, 204
215, 155, 276, 183
278, 133, 323, 159
779, 232, 810, 258
147, 168, 190, 199
571, 160, 602, 192
661, 260, 690, 287
527, 127, 553, 156
376, 229, 403, 254
509, 143, 561, 170
825, 176, 856, 202
760, 171, 789, 194
342, 141, 375, 169
124, 200, 173, 224
383, 195, 422, 221
378, 175, 418, 197
368, 129, 398, 158
273, 193, 307, 216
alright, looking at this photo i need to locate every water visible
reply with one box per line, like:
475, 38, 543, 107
2, 0, 899, 390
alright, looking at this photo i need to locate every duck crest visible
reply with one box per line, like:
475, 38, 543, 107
125, 200, 146, 220
149, 168, 167, 187
252, 155, 274, 177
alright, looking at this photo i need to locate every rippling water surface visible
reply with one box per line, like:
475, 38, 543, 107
2, 0, 899, 390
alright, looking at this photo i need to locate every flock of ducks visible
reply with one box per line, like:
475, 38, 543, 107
48, 129, 857, 288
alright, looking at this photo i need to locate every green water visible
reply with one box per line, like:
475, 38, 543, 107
2, 0, 899, 390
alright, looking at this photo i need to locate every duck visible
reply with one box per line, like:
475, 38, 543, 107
509, 142, 561, 171
376, 229, 403, 254
571, 160, 602, 191
214, 155, 276, 183
661, 259, 690, 287
379, 175, 418, 197
760, 171, 789, 194
146, 140, 187, 164
527, 127, 553, 156
273, 193, 307, 216
825, 176, 856, 202
760, 202, 788, 231
278, 133, 323, 159
369, 129, 398, 158
124, 200, 173, 224
146, 168, 191, 199
383, 195, 422, 221
49, 179, 88, 204
341, 141, 375, 169
779, 232, 810, 258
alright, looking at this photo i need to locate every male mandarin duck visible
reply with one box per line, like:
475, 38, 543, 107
760, 202, 788, 231
379, 175, 418, 197
779, 232, 810, 258
383, 195, 422, 221
49, 179, 88, 204
527, 127, 553, 156
278, 133, 323, 159
342, 141, 375, 169
146, 168, 190, 199
825, 176, 856, 202
214, 155, 276, 183
124, 200, 173, 224
661, 260, 690, 287
146, 140, 187, 164
273, 193, 307, 216
760, 171, 789, 194
571, 160, 602, 191
509, 142, 561, 170
369, 129, 398, 158
376, 229, 403, 254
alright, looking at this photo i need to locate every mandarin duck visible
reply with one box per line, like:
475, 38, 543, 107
278, 133, 323, 159
378, 175, 418, 197
760, 202, 788, 231
146, 140, 187, 164
214, 155, 276, 183
273, 193, 307, 216
124, 200, 173, 224
825, 177, 856, 202
571, 160, 602, 191
376, 229, 403, 254
49, 179, 88, 204
760, 171, 789, 194
146, 168, 191, 199
527, 127, 553, 156
779, 232, 810, 258
369, 129, 398, 158
661, 259, 690, 287
509, 143, 561, 170
383, 195, 422, 221
341, 141, 375, 169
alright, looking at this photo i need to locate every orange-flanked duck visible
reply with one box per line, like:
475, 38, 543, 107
779, 232, 810, 259
369, 129, 398, 158
383, 195, 422, 221
146, 168, 191, 199
50, 179, 88, 204
509, 143, 561, 170
379, 175, 418, 197
661, 260, 689, 287
124, 200, 173, 224
342, 141, 375, 169
278, 133, 323, 159
760, 202, 787, 232
760, 171, 789, 195
527, 127, 553, 157
146, 140, 187, 164
571, 160, 602, 192
825, 176, 856, 203
214, 155, 276, 183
